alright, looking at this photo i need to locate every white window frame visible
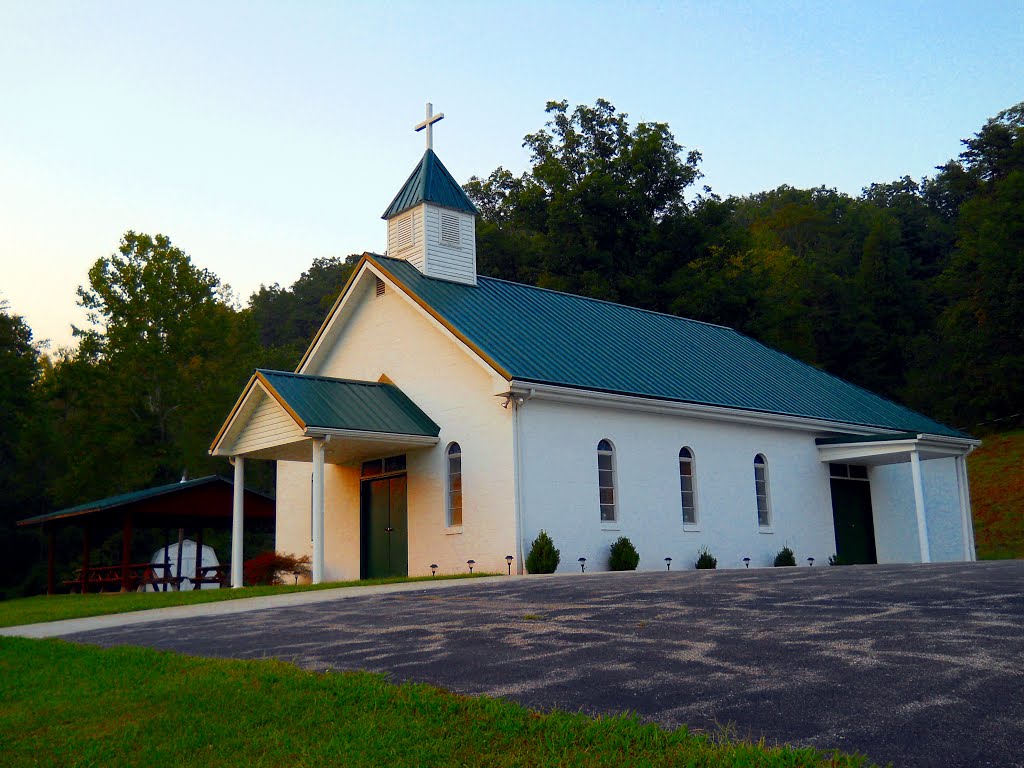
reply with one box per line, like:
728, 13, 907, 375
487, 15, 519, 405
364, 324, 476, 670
754, 453, 772, 531
446, 442, 463, 530
679, 446, 698, 530
597, 439, 617, 526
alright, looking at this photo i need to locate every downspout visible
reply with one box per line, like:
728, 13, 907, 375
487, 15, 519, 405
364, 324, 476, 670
511, 387, 535, 574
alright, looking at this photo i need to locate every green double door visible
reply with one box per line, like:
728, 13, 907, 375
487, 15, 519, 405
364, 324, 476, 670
360, 475, 408, 579
830, 478, 878, 564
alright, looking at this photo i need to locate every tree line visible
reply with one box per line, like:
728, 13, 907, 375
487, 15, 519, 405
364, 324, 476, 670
1, 99, 1020, 596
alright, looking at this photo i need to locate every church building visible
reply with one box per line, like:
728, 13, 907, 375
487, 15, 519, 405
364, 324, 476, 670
211, 105, 978, 586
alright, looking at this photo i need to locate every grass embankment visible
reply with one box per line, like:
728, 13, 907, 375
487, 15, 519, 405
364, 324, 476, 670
0, 572, 494, 629
968, 429, 1024, 560
0, 637, 876, 768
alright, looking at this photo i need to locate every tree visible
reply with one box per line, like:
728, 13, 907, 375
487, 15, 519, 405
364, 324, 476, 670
53, 232, 257, 504
0, 303, 47, 596
466, 99, 703, 305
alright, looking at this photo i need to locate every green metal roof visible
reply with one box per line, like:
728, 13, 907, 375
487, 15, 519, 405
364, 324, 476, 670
369, 254, 967, 439
381, 149, 479, 219
17, 476, 274, 527
259, 369, 440, 437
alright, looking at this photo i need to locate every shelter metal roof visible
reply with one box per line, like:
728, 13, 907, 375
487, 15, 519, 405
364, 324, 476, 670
367, 254, 966, 439
17, 476, 275, 527
258, 370, 440, 437
381, 149, 479, 219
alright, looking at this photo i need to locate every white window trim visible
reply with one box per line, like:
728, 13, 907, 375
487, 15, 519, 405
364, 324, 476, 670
680, 447, 699, 531
446, 442, 462, 528
755, 453, 773, 532
597, 438, 617, 525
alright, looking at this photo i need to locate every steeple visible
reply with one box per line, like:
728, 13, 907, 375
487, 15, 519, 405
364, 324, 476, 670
382, 103, 479, 285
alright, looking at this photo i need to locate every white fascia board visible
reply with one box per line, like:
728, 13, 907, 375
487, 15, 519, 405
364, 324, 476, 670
818, 436, 978, 464
303, 427, 439, 446
509, 381, 978, 445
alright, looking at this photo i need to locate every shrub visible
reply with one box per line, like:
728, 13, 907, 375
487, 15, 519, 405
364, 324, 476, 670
694, 547, 717, 569
525, 530, 560, 574
774, 546, 797, 567
243, 551, 312, 585
608, 536, 640, 571
828, 553, 849, 566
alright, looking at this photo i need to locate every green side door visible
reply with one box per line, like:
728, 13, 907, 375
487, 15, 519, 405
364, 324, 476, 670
830, 478, 878, 564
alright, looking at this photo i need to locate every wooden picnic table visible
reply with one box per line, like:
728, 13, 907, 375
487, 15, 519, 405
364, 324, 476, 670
63, 562, 185, 593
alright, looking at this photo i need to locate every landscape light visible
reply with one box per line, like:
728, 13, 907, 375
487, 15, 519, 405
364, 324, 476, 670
505, 555, 514, 575
664, 557, 672, 571
430, 564, 438, 577
743, 557, 751, 568
578, 557, 586, 573
467, 559, 475, 574
807, 557, 815, 567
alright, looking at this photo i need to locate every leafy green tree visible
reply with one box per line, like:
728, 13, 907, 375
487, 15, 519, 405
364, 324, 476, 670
54, 232, 258, 503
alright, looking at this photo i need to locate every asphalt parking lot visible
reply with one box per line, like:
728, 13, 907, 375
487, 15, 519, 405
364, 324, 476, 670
62, 560, 1024, 767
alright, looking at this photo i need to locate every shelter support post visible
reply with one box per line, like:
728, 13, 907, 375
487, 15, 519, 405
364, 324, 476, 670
194, 527, 204, 589
955, 455, 977, 561
80, 527, 91, 593
46, 526, 55, 595
121, 511, 133, 591
312, 439, 325, 584
231, 456, 245, 587
910, 450, 931, 563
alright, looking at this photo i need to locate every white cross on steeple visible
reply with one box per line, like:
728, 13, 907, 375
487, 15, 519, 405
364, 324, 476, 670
414, 102, 445, 151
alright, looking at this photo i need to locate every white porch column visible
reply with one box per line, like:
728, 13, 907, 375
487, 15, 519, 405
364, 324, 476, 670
231, 457, 245, 588
910, 450, 931, 563
311, 439, 326, 584
956, 455, 977, 561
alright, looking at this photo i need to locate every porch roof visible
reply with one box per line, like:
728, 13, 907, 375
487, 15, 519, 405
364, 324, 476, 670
816, 431, 973, 465
256, 370, 440, 437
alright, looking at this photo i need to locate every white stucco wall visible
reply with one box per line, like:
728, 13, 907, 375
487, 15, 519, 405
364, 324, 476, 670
870, 457, 967, 563
518, 397, 838, 572
276, 271, 515, 580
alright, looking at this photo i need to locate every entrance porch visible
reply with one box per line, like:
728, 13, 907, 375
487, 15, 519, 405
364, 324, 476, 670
210, 369, 440, 584
817, 432, 978, 563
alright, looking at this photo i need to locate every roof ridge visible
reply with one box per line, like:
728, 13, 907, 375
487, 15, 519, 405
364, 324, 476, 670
258, 369, 392, 388
370, 253, 733, 331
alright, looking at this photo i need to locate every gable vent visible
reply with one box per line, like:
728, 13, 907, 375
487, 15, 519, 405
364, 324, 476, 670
440, 212, 461, 248
375, 277, 385, 297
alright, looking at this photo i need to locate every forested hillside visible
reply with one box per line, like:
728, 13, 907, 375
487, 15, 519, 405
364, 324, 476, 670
1, 99, 1021, 595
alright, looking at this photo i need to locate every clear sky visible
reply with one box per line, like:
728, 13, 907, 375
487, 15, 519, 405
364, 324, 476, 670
1, 1, 1021, 350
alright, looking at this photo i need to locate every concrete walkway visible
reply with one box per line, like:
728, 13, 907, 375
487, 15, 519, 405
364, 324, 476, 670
13, 561, 1024, 767
0, 574, 509, 638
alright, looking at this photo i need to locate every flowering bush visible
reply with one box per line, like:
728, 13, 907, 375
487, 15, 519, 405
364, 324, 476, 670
243, 551, 312, 585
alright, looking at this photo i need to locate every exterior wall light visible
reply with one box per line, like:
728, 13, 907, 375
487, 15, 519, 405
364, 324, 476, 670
664, 557, 672, 571
467, 559, 475, 574
743, 557, 751, 568
578, 557, 586, 573
430, 563, 438, 577
505, 555, 514, 575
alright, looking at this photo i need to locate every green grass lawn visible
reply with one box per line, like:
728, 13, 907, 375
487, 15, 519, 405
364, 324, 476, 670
968, 429, 1024, 559
0, 572, 494, 629
0, 637, 877, 768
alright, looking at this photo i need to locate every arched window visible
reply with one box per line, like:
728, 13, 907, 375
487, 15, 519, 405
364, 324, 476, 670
597, 439, 616, 523
754, 453, 771, 527
679, 447, 697, 526
447, 442, 462, 526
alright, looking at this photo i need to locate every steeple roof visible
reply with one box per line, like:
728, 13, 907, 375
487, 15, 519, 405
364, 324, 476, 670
381, 149, 479, 219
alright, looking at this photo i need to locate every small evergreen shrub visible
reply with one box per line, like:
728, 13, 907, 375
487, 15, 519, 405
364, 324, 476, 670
694, 547, 717, 569
525, 530, 560, 574
608, 536, 640, 571
774, 546, 797, 567
828, 553, 849, 566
